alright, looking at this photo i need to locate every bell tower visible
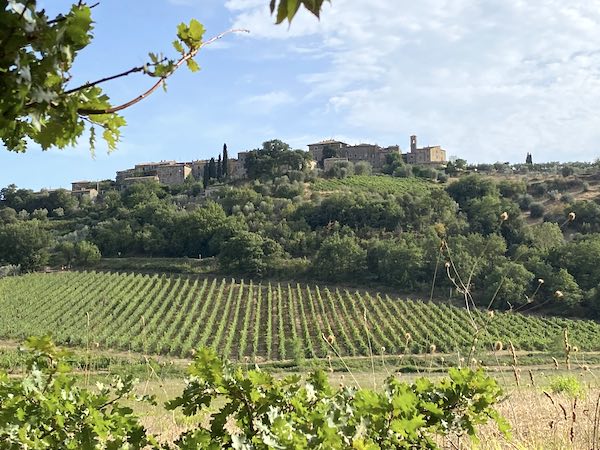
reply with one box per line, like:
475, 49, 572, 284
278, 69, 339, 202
410, 135, 417, 153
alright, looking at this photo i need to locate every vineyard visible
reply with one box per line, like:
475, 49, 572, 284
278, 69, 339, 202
2, 271, 600, 360
311, 175, 438, 195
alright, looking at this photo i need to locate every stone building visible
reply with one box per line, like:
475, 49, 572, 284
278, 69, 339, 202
156, 163, 192, 186
307, 140, 349, 162
403, 135, 446, 165
308, 140, 401, 170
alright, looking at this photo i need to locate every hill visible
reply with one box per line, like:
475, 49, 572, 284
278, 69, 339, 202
1, 271, 599, 361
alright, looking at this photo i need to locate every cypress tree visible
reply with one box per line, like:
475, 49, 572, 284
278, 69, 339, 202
208, 157, 217, 179
222, 143, 229, 177
203, 163, 210, 188
217, 154, 223, 180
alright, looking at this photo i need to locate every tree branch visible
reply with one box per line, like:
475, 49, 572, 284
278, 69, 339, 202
46, 2, 100, 25
63, 57, 167, 95
77, 28, 249, 116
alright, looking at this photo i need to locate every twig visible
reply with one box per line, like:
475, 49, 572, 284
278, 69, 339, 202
78, 28, 249, 115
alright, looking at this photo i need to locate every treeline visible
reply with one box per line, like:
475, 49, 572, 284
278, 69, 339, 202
2, 141, 600, 318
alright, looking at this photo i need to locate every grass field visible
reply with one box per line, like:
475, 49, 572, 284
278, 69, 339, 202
2, 271, 600, 361
311, 175, 438, 195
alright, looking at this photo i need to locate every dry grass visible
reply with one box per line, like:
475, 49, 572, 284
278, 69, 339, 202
130, 365, 600, 449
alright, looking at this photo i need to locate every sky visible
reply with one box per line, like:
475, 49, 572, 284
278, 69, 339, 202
2, 0, 600, 190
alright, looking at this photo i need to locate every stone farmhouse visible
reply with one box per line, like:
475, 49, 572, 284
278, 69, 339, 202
307, 135, 446, 170
113, 155, 247, 188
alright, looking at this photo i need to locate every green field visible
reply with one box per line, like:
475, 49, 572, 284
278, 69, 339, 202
311, 175, 438, 195
1, 271, 600, 360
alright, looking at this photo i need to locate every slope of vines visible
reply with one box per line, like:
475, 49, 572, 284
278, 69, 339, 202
1, 271, 599, 360
311, 175, 438, 195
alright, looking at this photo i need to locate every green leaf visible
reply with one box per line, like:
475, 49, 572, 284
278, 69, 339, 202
188, 19, 205, 43
186, 58, 200, 73
173, 39, 184, 54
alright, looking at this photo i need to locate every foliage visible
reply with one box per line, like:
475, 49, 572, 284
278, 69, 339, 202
0, 2, 207, 152
219, 230, 269, 276
244, 140, 311, 180
446, 175, 499, 208
547, 375, 585, 399
0, 336, 507, 449
312, 233, 366, 281
269, 0, 330, 24
166, 347, 507, 449
529, 202, 545, 218
0, 219, 51, 271
0, 336, 156, 448
326, 160, 355, 178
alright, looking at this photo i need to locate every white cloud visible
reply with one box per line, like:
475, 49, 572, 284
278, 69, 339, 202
240, 90, 294, 112
226, 0, 600, 162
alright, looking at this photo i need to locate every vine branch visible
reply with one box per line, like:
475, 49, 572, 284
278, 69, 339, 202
77, 28, 249, 116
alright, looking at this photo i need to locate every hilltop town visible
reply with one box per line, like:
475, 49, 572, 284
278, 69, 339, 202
71, 135, 446, 197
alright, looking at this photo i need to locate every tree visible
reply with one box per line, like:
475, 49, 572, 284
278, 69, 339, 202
382, 153, 404, 175
312, 233, 366, 282
0, 220, 52, 271
208, 157, 217, 180
244, 139, 311, 179
219, 230, 267, 276
217, 154, 223, 181
74, 241, 101, 266
483, 261, 535, 309
222, 143, 229, 177
202, 163, 210, 189
446, 175, 499, 209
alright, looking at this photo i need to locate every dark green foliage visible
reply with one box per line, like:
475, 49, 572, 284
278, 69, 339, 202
566, 201, 600, 233
0, 220, 51, 271
550, 234, 600, 291
326, 160, 354, 178
366, 237, 425, 288
382, 152, 405, 175
222, 143, 229, 177
244, 139, 311, 180
219, 231, 269, 276
482, 261, 535, 309
208, 157, 217, 180
312, 233, 366, 281
498, 180, 526, 199
269, 0, 329, 24
529, 202, 545, 218
446, 175, 499, 208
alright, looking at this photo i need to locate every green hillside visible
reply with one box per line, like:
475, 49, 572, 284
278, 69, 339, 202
311, 175, 438, 195
1, 271, 599, 360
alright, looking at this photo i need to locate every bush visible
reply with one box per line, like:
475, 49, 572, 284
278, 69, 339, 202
518, 194, 533, 211
548, 375, 585, 398
561, 193, 574, 204
354, 161, 372, 176
530, 202, 545, 218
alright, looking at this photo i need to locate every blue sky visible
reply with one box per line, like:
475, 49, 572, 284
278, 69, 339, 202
3, 0, 600, 190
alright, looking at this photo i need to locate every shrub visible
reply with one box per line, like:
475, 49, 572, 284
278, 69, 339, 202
530, 202, 545, 218
354, 161, 372, 176
548, 375, 585, 398
561, 193, 574, 204
518, 194, 534, 211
